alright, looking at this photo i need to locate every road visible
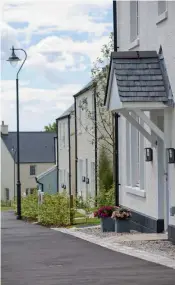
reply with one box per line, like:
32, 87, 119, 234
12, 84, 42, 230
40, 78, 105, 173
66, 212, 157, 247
1, 211, 175, 285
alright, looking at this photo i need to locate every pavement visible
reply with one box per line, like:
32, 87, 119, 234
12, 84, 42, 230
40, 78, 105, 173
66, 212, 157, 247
1, 212, 175, 285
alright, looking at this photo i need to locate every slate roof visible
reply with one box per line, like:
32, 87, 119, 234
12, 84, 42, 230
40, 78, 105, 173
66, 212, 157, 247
73, 80, 93, 98
1, 132, 56, 163
106, 51, 168, 103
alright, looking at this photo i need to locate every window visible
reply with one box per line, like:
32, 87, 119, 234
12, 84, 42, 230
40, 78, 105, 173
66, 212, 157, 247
30, 165, 36, 176
5, 188, 9, 201
26, 188, 35, 196
126, 113, 144, 189
78, 159, 83, 193
158, 1, 167, 16
130, 1, 139, 43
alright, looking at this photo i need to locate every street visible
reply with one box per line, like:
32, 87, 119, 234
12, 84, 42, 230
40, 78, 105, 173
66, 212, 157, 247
1, 211, 175, 285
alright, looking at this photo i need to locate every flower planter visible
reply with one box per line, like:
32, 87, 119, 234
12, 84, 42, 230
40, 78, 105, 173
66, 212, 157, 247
114, 219, 130, 233
100, 217, 115, 232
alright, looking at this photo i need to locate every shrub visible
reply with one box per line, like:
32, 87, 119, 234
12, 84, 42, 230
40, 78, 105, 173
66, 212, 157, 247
98, 145, 113, 191
39, 192, 75, 227
96, 184, 115, 207
21, 190, 38, 220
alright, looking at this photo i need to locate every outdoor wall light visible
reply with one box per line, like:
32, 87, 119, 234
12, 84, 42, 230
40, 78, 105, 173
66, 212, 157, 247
86, 178, 89, 184
61, 183, 64, 188
82, 176, 86, 182
63, 185, 66, 189
145, 148, 153, 162
167, 148, 175, 164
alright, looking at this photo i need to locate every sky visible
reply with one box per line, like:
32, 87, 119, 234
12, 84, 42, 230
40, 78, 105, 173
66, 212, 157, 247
1, 0, 113, 131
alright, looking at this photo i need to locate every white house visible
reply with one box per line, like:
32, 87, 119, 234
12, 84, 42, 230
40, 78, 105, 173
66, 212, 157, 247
56, 105, 75, 195
74, 82, 97, 200
1, 121, 55, 200
105, 1, 175, 242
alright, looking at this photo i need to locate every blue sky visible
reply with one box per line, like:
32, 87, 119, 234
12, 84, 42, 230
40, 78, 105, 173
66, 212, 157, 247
1, 0, 113, 131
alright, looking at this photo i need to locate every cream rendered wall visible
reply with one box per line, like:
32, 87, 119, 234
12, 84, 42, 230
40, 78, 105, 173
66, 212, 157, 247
57, 117, 69, 192
1, 138, 14, 201
117, 1, 175, 221
20, 162, 53, 195
76, 88, 95, 199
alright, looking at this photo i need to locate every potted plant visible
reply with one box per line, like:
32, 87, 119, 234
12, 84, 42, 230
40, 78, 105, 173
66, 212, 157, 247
111, 206, 131, 233
94, 206, 116, 232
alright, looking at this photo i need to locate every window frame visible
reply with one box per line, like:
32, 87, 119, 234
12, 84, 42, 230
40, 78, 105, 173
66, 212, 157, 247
130, 0, 139, 44
30, 165, 36, 176
156, 1, 168, 24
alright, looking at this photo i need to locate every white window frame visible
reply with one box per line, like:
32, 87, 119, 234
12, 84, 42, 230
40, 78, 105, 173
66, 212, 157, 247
156, 1, 168, 24
126, 114, 145, 192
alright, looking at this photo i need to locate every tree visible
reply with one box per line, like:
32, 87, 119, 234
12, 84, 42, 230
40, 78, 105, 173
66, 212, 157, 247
44, 122, 56, 132
77, 33, 114, 155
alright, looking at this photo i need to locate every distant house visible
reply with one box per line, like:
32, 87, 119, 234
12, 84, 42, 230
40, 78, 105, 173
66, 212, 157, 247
56, 104, 75, 195
1, 121, 55, 201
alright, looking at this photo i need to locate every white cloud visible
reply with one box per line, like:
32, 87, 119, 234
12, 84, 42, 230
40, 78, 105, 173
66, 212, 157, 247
0, 80, 82, 130
0, 22, 19, 61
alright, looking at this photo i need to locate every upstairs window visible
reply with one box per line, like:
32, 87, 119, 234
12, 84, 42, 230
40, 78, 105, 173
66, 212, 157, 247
130, 1, 139, 42
30, 165, 36, 176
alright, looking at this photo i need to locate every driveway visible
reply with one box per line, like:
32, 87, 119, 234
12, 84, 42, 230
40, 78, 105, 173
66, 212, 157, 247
1, 211, 175, 285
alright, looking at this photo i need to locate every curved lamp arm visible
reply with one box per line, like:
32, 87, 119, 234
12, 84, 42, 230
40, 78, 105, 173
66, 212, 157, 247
14, 48, 27, 79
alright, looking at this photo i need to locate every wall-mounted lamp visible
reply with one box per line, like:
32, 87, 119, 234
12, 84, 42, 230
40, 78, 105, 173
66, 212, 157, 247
63, 185, 66, 189
61, 183, 64, 188
167, 148, 175, 164
86, 177, 89, 184
82, 176, 86, 182
145, 148, 153, 162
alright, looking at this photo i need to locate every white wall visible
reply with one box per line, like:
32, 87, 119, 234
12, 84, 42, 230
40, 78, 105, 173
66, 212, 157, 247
20, 163, 54, 195
1, 139, 14, 201
76, 88, 95, 199
117, 1, 175, 223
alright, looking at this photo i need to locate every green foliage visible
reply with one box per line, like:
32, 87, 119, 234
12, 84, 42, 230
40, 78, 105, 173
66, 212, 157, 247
96, 184, 115, 207
44, 122, 56, 132
21, 190, 38, 220
21, 190, 76, 227
98, 145, 113, 191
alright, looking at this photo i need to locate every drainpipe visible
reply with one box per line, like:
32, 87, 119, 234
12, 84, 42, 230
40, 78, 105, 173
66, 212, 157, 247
35, 177, 44, 192
113, 0, 120, 206
74, 96, 78, 196
68, 114, 71, 196
93, 86, 98, 201
56, 119, 59, 192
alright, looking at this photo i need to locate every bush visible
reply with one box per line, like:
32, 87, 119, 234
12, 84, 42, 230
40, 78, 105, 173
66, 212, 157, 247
21, 190, 75, 227
21, 190, 38, 220
96, 184, 115, 207
98, 145, 113, 191
39, 192, 74, 227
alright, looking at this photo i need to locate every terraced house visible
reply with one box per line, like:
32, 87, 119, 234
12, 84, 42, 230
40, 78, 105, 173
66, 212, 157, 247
105, 0, 175, 242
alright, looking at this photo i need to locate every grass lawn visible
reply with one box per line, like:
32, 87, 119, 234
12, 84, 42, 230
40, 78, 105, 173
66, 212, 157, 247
75, 211, 86, 218
1, 206, 14, 211
73, 217, 100, 227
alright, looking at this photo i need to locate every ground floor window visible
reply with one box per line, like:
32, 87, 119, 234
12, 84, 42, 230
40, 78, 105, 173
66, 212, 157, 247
25, 188, 35, 196
5, 188, 10, 201
126, 113, 145, 189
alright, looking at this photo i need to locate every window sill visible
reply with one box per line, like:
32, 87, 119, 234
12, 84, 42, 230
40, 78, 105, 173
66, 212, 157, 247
126, 186, 146, 198
156, 10, 168, 25
129, 38, 140, 50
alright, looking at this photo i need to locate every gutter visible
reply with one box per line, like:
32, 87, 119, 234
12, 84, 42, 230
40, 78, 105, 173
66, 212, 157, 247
93, 86, 98, 200
35, 177, 44, 192
56, 118, 59, 192
113, 0, 120, 206
68, 115, 71, 195
74, 96, 78, 196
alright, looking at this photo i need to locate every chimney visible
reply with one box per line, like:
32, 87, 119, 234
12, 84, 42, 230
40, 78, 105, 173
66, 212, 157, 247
1, 121, 8, 135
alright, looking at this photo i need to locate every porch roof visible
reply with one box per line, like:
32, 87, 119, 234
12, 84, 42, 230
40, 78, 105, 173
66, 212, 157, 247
105, 51, 169, 110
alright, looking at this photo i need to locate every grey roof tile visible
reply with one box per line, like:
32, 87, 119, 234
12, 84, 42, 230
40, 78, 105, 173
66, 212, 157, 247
111, 50, 169, 103
1, 132, 55, 163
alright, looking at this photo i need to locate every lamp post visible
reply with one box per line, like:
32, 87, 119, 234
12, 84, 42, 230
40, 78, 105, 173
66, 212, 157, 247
7, 46, 27, 220
11, 147, 16, 201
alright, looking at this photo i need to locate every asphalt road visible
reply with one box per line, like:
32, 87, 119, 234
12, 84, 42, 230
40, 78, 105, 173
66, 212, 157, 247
1, 211, 175, 285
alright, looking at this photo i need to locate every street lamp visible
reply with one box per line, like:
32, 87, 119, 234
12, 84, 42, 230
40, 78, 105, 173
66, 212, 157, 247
7, 46, 27, 220
11, 147, 16, 201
